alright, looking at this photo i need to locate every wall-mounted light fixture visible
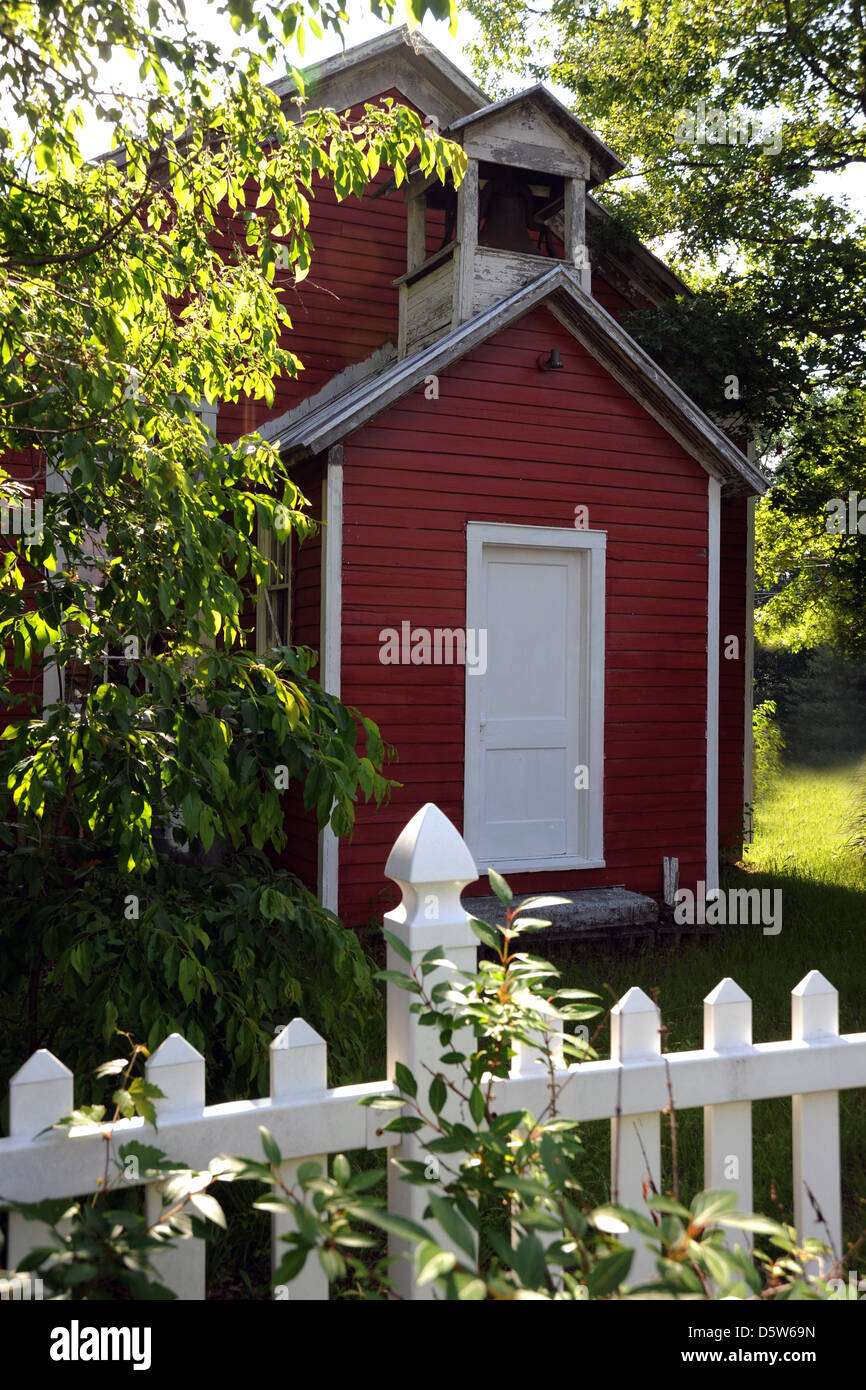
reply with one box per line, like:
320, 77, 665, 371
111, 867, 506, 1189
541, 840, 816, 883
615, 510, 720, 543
537, 348, 564, 372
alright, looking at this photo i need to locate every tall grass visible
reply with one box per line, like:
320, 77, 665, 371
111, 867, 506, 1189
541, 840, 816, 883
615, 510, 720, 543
560, 650, 866, 1261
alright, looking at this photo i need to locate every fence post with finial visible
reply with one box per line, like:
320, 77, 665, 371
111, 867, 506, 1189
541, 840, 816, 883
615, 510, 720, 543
383, 802, 479, 1300
792, 970, 842, 1274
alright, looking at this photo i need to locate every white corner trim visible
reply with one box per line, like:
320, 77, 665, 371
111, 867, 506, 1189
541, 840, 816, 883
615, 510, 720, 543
743, 496, 756, 842
706, 478, 721, 891
463, 521, 606, 873
317, 447, 343, 916
41, 463, 67, 714
198, 398, 218, 443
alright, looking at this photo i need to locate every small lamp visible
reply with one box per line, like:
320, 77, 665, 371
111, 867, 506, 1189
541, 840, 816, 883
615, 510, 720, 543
537, 348, 564, 372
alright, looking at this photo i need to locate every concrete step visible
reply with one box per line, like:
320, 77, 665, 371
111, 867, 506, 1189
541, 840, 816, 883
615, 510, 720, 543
462, 885, 660, 945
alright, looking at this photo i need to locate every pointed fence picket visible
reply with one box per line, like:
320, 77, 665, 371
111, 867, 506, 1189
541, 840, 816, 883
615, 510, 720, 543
703, 978, 754, 1252
144, 1034, 207, 1301
1, 802, 865, 1300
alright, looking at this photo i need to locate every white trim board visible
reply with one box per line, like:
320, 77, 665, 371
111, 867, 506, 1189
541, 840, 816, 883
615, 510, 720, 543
463, 522, 606, 874
706, 478, 721, 891
743, 496, 756, 843
317, 447, 343, 916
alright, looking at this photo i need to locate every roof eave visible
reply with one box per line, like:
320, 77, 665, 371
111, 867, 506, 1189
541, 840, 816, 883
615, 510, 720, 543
271, 25, 488, 113
272, 267, 765, 496
445, 84, 624, 184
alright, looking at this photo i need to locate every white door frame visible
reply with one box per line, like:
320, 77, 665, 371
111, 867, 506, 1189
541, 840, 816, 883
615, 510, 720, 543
463, 522, 606, 873
706, 477, 721, 892
317, 445, 343, 914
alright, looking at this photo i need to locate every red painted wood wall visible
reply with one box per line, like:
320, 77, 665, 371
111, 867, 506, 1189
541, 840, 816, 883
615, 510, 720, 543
337, 303, 713, 925
1, 73, 750, 913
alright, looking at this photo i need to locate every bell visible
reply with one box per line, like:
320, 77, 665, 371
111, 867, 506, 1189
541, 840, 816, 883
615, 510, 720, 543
478, 172, 538, 255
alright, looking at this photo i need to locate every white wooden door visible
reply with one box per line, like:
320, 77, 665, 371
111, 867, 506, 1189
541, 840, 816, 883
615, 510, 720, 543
473, 542, 582, 866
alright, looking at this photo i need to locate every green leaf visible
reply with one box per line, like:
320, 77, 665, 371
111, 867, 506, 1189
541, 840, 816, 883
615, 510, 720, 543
113, 1088, 135, 1119
427, 1194, 476, 1263
357, 1208, 430, 1245
454, 1274, 487, 1300
382, 1115, 425, 1135
318, 1245, 345, 1281
468, 1085, 485, 1125
274, 1246, 308, 1284
487, 867, 513, 905
511, 1233, 547, 1289
382, 928, 412, 963
178, 956, 196, 1005
189, 1191, 225, 1227
428, 1075, 447, 1115
260, 1127, 282, 1167
509, 917, 552, 933
647, 1194, 691, 1219
394, 1062, 417, 1098
416, 1240, 457, 1285
469, 918, 501, 950
690, 1189, 739, 1226
585, 1247, 634, 1297
375, 970, 420, 994
718, 1212, 791, 1237
515, 895, 571, 912
95, 1057, 129, 1078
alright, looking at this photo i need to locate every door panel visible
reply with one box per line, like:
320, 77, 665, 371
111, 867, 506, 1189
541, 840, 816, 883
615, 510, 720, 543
476, 545, 581, 864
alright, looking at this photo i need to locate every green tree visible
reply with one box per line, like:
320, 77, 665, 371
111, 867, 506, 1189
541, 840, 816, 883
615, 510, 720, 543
0, 1, 465, 1091
463, 0, 866, 424
0, 0, 464, 866
464, 0, 866, 647
756, 391, 866, 655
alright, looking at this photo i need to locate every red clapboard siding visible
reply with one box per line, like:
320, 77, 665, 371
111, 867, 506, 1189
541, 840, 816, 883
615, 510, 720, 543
216, 89, 424, 445
591, 275, 634, 319
334, 302, 711, 924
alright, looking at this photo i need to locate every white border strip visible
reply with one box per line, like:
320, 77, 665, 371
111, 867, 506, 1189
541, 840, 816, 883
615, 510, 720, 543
743, 496, 756, 843
317, 446, 343, 915
706, 478, 721, 891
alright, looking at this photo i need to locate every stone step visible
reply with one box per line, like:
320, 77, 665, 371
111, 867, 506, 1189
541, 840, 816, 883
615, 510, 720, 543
462, 885, 660, 945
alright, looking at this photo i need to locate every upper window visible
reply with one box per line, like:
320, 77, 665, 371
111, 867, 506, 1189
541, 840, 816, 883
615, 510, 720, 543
256, 522, 291, 653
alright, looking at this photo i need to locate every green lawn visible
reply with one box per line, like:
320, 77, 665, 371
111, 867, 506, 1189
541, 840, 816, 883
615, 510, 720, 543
558, 724, 866, 1264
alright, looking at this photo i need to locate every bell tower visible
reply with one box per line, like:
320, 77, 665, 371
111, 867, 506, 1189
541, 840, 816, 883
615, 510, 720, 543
395, 86, 623, 359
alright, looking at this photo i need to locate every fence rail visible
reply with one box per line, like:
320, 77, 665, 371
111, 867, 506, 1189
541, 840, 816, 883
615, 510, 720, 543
1, 802, 863, 1298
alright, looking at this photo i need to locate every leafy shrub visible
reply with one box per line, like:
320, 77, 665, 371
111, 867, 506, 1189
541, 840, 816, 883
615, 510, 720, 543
3, 881, 850, 1301
0, 847, 378, 1103
1, 1041, 229, 1300
753, 699, 785, 801
239, 878, 842, 1300
848, 755, 866, 858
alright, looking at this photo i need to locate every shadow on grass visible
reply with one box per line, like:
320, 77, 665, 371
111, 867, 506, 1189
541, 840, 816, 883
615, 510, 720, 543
549, 864, 866, 1258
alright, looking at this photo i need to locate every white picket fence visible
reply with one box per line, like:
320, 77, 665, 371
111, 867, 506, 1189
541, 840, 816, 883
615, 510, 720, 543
2, 802, 865, 1299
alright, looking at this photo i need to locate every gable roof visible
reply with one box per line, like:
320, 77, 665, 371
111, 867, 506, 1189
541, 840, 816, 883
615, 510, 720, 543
261, 265, 765, 496
271, 25, 488, 127
446, 85, 624, 187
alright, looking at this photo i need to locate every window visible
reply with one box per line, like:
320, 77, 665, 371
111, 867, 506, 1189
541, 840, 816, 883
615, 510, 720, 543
256, 520, 292, 653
